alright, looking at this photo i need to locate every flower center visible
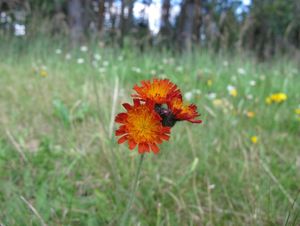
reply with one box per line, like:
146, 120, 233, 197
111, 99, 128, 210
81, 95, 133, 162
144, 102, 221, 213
127, 106, 160, 143
148, 86, 168, 99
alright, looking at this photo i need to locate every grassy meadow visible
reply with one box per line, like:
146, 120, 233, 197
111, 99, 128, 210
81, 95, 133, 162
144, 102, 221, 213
0, 39, 299, 225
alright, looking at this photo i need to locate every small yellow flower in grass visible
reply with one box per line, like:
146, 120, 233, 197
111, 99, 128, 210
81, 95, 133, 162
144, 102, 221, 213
207, 79, 213, 87
273, 93, 287, 102
265, 97, 272, 104
251, 136, 258, 144
227, 85, 238, 97
230, 89, 238, 97
295, 108, 300, 121
266, 92, 288, 104
213, 99, 223, 107
246, 111, 255, 118
39, 69, 48, 77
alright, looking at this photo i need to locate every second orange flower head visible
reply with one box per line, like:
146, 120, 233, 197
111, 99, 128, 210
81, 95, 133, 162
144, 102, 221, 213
132, 78, 181, 104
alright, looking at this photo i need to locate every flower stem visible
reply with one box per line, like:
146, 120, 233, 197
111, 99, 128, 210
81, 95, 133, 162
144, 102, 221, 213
120, 154, 145, 226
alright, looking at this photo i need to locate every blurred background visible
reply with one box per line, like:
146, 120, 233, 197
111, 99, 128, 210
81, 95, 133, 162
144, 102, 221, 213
1, 0, 300, 59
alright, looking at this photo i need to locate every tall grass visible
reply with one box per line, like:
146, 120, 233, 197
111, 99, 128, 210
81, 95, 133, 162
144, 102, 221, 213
0, 38, 299, 225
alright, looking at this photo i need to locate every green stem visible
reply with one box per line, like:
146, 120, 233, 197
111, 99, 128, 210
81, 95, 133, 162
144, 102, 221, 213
120, 154, 145, 226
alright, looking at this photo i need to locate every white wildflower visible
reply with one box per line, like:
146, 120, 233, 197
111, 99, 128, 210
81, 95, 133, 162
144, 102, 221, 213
207, 93, 217, 100
246, 94, 253, 100
238, 68, 246, 75
55, 49, 62, 54
77, 58, 84, 64
103, 61, 109, 67
93, 54, 101, 61
132, 67, 141, 73
80, 46, 88, 52
14, 24, 26, 36
193, 89, 201, 95
249, 80, 256, 86
227, 85, 235, 92
175, 66, 183, 72
150, 70, 157, 75
65, 53, 71, 60
208, 184, 215, 190
184, 92, 193, 101
260, 75, 266, 81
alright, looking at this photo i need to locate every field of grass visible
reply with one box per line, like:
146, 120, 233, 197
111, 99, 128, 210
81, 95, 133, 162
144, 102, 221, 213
0, 39, 299, 225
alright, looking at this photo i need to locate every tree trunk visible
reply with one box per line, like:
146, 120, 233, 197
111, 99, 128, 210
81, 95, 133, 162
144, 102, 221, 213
108, 0, 117, 45
192, 0, 201, 42
98, 0, 105, 38
177, 0, 198, 51
127, 0, 134, 34
119, 0, 125, 47
68, 0, 84, 46
160, 0, 172, 39
176, 0, 187, 50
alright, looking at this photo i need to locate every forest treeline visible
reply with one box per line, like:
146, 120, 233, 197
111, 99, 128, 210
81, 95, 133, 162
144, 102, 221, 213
1, 0, 300, 59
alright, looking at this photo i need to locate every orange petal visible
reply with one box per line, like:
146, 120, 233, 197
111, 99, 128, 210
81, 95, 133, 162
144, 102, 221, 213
188, 119, 202, 123
162, 127, 171, 133
115, 128, 126, 136
115, 113, 128, 123
122, 103, 132, 111
128, 140, 137, 150
138, 143, 149, 153
150, 143, 159, 154
160, 134, 170, 141
156, 138, 163, 144
118, 136, 127, 144
133, 99, 140, 106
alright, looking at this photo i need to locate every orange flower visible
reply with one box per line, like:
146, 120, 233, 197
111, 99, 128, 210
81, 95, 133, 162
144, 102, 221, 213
246, 111, 255, 118
132, 78, 181, 104
115, 99, 171, 154
168, 97, 202, 123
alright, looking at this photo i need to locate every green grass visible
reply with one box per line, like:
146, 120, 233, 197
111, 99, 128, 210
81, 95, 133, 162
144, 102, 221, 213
0, 38, 299, 225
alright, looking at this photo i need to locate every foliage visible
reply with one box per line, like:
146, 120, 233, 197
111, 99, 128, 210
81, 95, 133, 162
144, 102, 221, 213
1, 0, 299, 58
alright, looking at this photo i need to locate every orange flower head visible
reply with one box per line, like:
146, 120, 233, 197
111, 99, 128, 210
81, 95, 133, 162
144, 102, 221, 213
132, 79, 181, 104
168, 97, 202, 123
115, 99, 171, 154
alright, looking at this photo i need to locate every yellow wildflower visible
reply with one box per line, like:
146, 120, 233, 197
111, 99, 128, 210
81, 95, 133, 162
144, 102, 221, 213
265, 97, 272, 104
251, 136, 258, 144
212, 99, 223, 107
227, 85, 237, 97
294, 108, 300, 115
272, 93, 287, 103
40, 69, 48, 77
207, 79, 213, 87
230, 89, 238, 97
266, 92, 287, 104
